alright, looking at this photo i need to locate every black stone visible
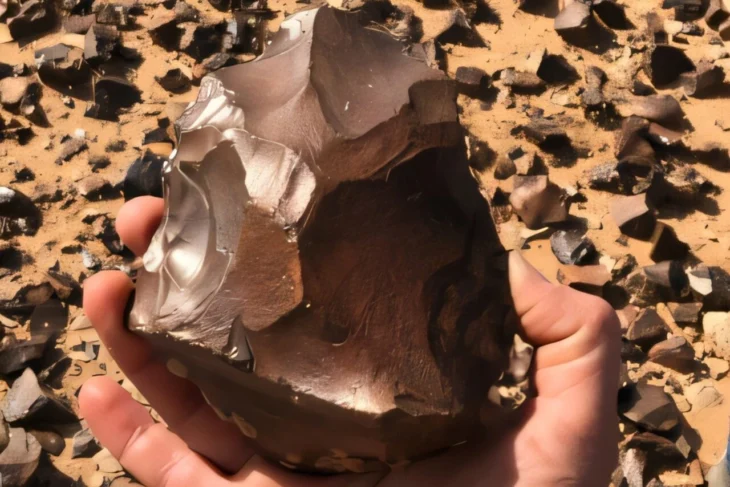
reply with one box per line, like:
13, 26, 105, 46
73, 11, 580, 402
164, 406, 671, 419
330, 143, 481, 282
550, 229, 596, 265
123, 150, 165, 201
1, 368, 77, 425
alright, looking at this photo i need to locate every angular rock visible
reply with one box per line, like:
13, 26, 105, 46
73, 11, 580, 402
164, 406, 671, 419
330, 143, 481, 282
622, 382, 682, 432
0, 186, 41, 237
493, 155, 516, 180
667, 302, 702, 324
664, 164, 710, 201
649, 222, 689, 262
687, 263, 712, 296
616, 94, 684, 126
1, 368, 77, 424
500, 68, 544, 90
0, 335, 49, 375
35, 44, 92, 99
550, 229, 596, 265
63, 14, 96, 34
554, 1, 591, 33
685, 380, 723, 411
85, 76, 141, 121
509, 175, 569, 229
704, 312, 730, 360
76, 175, 115, 200
29, 430, 65, 456
0, 76, 33, 109
55, 137, 87, 165
582, 65, 606, 107
123, 150, 164, 201
72, 426, 100, 458
625, 431, 687, 461
7, 0, 55, 40
454, 66, 489, 98
627, 308, 670, 349
680, 60, 726, 97
615, 116, 655, 166
557, 264, 611, 291
647, 336, 695, 371
155, 68, 191, 94
95, 3, 132, 27
644, 261, 689, 296
29, 298, 67, 338
611, 193, 656, 240
706, 0, 730, 30
0, 428, 41, 486
84, 25, 120, 65
127, 6, 514, 472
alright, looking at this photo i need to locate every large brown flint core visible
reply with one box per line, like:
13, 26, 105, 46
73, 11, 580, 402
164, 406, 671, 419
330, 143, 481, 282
129, 6, 514, 473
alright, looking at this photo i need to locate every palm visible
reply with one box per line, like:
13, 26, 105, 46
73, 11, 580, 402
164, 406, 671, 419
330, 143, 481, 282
81, 197, 620, 487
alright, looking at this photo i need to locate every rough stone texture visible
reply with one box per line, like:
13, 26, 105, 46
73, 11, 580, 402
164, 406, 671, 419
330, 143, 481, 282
128, 6, 514, 473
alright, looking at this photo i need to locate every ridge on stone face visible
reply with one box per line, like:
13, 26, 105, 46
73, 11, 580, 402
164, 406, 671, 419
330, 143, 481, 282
129, 6, 514, 474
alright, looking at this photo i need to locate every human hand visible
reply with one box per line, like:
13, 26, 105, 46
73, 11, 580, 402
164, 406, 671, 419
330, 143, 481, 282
80, 196, 621, 487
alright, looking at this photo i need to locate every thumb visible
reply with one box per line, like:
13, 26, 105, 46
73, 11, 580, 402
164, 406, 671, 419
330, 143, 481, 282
508, 251, 554, 318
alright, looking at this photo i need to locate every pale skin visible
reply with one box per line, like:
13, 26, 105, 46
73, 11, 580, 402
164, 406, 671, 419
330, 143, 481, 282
80, 196, 622, 487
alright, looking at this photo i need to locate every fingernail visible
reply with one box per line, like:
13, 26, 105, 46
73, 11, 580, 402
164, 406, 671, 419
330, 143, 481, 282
508, 251, 549, 287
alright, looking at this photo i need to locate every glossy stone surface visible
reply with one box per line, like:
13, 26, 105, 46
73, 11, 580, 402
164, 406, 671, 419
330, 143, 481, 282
129, 6, 514, 473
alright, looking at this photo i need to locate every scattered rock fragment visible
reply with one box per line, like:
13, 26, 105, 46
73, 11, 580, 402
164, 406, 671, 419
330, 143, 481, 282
627, 308, 671, 349
649, 222, 689, 262
123, 150, 165, 200
29, 430, 65, 456
582, 65, 606, 107
29, 298, 67, 338
35, 44, 92, 99
704, 311, 730, 360
84, 25, 120, 65
7, 0, 55, 40
493, 155, 516, 180
647, 336, 695, 371
550, 229, 596, 265
155, 68, 192, 94
85, 77, 141, 121
500, 68, 544, 90
72, 426, 100, 458
680, 60, 726, 97
644, 261, 689, 296
667, 302, 702, 324
706, 0, 730, 29
0, 335, 49, 374
687, 263, 712, 296
615, 116, 655, 166
454, 66, 489, 98
1, 368, 77, 424
614, 94, 684, 126
554, 1, 591, 34
706, 357, 730, 379
625, 431, 687, 461
76, 175, 116, 200
557, 264, 611, 291
95, 3, 132, 27
622, 382, 682, 432
0, 428, 41, 486
55, 136, 87, 165
509, 175, 569, 229
611, 193, 656, 240
685, 380, 723, 411
0, 186, 41, 237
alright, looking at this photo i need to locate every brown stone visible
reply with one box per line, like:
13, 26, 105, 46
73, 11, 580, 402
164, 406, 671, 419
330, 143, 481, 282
667, 302, 703, 324
627, 308, 671, 349
509, 175, 569, 229
647, 336, 695, 371
127, 7, 514, 473
610, 193, 656, 240
649, 222, 689, 262
622, 382, 682, 432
